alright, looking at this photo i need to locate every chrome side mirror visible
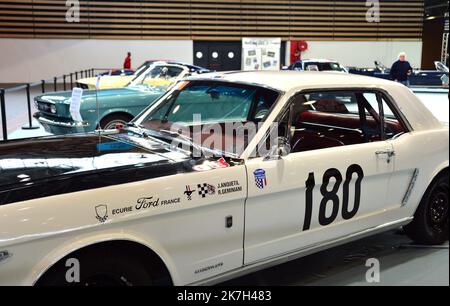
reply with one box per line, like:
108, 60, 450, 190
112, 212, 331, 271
264, 137, 291, 161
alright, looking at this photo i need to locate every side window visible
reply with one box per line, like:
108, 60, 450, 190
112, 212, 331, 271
380, 98, 406, 140
287, 91, 384, 153
363, 92, 407, 140
252, 89, 279, 121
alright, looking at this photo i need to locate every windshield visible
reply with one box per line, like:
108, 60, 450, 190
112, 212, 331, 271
305, 62, 345, 72
128, 64, 187, 87
435, 61, 449, 73
140, 81, 279, 124
132, 64, 150, 77
134, 80, 280, 156
374, 61, 387, 71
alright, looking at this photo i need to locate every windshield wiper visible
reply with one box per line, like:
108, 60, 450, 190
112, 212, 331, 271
159, 129, 204, 157
159, 129, 237, 159
125, 122, 150, 138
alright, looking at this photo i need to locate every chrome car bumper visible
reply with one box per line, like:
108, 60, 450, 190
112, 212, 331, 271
34, 113, 90, 134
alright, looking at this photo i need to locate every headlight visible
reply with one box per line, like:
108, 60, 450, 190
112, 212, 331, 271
50, 105, 57, 114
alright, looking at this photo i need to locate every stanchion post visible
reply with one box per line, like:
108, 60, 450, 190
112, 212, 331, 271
22, 83, 39, 130
0, 89, 7, 141
41, 80, 45, 93
54, 77, 57, 92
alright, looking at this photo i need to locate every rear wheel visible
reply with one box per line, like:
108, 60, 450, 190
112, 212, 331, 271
405, 172, 449, 245
99, 113, 133, 130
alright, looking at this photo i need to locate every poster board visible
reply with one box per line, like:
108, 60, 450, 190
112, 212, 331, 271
242, 38, 281, 71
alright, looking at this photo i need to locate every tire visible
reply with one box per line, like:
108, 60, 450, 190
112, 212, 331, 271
404, 171, 449, 245
99, 113, 133, 130
36, 249, 155, 286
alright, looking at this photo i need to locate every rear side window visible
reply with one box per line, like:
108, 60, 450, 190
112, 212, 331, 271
277, 90, 407, 154
363, 92, 407, 140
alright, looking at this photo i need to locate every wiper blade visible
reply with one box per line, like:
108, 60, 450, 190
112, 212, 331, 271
159, 129, 203, 156
158, 129, 236, 158
159, 129, 192, 141
125, 122, 150, 138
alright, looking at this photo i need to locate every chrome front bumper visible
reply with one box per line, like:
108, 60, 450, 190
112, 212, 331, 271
33, 113, 89, 128
33, 113, 91, 134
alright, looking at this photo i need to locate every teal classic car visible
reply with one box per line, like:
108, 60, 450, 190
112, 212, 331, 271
34, 62, 208, 134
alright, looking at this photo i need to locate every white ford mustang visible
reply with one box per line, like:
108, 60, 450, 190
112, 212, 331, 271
0, 71, 448, 286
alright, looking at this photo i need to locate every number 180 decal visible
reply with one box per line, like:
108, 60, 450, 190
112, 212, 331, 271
303, 164, 364, 231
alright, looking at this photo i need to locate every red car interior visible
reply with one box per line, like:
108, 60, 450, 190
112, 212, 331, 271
290, 110, 405, 153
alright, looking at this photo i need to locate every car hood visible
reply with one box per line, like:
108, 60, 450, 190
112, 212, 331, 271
35, 86, 166, 104
78, 75, 133, 84
0, 131, 198, 205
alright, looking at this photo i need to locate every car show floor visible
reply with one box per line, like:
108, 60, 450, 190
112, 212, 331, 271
221, 230, 449, 286
0, 85, 51, 140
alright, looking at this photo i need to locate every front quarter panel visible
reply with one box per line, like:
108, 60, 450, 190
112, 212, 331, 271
81, 89, 164, 128
0, 165, 247, 286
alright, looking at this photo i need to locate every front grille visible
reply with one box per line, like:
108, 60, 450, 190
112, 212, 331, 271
36, 101, 53, 113
76, 82, 89, 89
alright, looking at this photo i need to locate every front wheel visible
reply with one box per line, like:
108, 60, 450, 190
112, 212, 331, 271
36, 251, 154, 286
99, 114, 133, 130
404, 172, 449, 245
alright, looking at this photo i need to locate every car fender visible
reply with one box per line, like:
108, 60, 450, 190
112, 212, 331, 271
405, 149, 449, 217
416, 128, 449, 203
429, 160, 449, 181
422, 160, 449, 197
96, 108, 137, 126
28, 230, 178, 286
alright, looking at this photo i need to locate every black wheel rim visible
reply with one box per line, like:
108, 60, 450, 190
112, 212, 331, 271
428, 184, 449, 234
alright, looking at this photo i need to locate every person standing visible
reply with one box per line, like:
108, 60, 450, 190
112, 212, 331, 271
123, 52, 132, 69
390, 52, 413, 86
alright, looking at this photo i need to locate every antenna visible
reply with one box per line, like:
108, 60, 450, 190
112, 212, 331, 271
95, 74, 101, 136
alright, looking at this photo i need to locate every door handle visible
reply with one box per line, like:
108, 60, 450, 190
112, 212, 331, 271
375, 149, 396, 163
375, 149, 396, 157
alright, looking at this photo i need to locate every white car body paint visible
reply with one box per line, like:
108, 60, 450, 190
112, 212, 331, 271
0, 71, 448, 285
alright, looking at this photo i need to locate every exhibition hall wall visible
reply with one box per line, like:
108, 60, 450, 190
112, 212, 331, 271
0, 39, 194, 83
0, 39, 422, 83
296, 41, 423, 68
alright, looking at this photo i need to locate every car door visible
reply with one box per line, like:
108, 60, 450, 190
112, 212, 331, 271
244, 89, 396, 264
367, 92, 425, 209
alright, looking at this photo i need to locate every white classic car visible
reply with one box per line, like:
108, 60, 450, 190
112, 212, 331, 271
284, 59, 348, 73
0, 71, 448, 286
